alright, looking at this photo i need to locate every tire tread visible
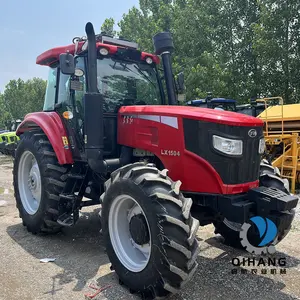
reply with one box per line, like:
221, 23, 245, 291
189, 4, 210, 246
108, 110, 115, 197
13, 131, 71, 234
102, 162, 200, 298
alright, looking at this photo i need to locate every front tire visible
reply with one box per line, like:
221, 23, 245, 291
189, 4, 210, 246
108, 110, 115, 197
13, 131, 71, 234
101, 162, 200, 299
259, 159, 290, 193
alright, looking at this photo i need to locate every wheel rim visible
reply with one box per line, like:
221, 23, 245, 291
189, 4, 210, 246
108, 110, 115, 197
108, 195, 151, 272
18, 151, 42, 215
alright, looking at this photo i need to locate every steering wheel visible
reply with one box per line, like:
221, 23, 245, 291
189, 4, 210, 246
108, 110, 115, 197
122, 98, 147, 106
135, 101, 146, 105
123, 98, 135, 106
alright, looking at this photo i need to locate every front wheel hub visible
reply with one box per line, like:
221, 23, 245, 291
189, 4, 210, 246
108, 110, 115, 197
108, 195, 152, 272
129, 214, 150, 245
18, 151, 42, 215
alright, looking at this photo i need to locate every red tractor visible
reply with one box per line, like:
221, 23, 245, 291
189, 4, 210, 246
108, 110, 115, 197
13, 22, 298, 298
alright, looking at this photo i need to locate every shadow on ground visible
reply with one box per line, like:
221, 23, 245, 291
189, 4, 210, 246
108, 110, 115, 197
207, 235, 300, 268
6, 208, 111, 295
96, 235, 300, 300
6, 211, 300, 300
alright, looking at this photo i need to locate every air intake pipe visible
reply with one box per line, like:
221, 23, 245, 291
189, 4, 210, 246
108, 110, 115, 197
84, 22, 105, 165
153, 32, 177, 105
83, 22, 131, 173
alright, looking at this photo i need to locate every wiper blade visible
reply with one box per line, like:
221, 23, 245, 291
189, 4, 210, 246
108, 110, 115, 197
133, 65, 157, 89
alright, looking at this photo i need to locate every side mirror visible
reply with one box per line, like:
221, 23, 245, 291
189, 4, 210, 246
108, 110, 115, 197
59, 53, 75, 75
177, 72, 185, 93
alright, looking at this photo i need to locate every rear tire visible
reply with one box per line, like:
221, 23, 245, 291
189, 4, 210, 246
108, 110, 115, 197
101, 162, 200, 299
13, 131, 71, 234
214, 159, 294, 248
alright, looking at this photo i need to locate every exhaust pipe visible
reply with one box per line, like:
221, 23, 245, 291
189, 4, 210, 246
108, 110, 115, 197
84, 22, 104, 164
83, 22, 131, 173
85, 22, 98, 93
153, 32, 177, 105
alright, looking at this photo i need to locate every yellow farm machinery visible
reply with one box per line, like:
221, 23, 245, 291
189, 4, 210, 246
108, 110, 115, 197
257, 97, 300, 193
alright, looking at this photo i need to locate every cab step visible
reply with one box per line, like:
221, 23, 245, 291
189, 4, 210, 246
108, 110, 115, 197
59, 193, 77, 201
68, 173, 85, 180
57, 210, 79, 227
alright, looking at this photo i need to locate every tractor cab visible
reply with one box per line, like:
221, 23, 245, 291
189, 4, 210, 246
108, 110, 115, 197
41, 35, 163, 112
37, 31, 166, 161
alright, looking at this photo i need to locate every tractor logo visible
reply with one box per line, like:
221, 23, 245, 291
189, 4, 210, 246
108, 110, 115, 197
248, 129, 257, 138
239, 216, 278, 255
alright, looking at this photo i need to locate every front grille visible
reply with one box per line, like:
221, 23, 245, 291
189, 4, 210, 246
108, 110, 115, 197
183, 118, 263, 184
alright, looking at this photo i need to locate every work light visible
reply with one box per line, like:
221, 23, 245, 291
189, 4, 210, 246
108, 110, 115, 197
259, 138, 265, 154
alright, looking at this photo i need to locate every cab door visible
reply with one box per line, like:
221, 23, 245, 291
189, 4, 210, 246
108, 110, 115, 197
55, 56, 87, 161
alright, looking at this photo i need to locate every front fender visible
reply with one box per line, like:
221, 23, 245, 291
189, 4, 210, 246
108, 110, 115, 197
16, 112, 74, 165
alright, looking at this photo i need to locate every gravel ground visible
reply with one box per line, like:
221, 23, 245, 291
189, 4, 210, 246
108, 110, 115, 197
0, 154, 299, 300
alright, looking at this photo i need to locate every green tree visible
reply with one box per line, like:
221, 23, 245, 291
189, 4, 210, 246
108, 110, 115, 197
253, 0, 300, 103
101, 18, 117, 36
118, 0, 300, 103
0, 94, 11, 128
118, 0, 230, 100
2, 0, 298, 115
1, 78, 47, 122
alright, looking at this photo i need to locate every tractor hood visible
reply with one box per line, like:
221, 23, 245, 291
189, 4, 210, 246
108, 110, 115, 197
119, 105, 263, 127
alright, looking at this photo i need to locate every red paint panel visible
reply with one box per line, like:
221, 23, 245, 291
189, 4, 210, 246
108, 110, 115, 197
118, 108, 261, 195
119, 105, 263, 127
179, 150, 259, 194
141, 52, 160, 64
36, 42, 160, 66
118, 113, 185, 186
16, 112, 74, 165
225, 180, 259, 194
180, 150, 225, 193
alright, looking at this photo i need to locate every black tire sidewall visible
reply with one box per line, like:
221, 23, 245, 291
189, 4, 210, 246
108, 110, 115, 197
102, 178, 168, 292
14, 134, 50, 232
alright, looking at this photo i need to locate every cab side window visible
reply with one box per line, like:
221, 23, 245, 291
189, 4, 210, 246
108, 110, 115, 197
56, 57, 86, 109
43, 67, 57, 111
57, 72, 71, 106
43, 58, 86, 114
68, 56, 86, 122
73, 56, 86, 109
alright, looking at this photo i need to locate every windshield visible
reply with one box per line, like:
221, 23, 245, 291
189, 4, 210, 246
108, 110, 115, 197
97, 58, 162, 112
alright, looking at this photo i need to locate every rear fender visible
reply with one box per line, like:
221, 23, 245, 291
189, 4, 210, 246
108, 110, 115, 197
16, 112, 74, 165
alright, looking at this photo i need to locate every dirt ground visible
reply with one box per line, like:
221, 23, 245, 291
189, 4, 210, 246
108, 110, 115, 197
0, 154, 300, 300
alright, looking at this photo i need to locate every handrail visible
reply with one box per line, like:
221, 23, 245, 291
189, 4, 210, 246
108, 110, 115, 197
255, 97, 284, 105
256, 97, 284, 136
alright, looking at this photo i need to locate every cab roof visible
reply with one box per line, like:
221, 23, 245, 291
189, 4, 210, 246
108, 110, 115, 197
36, 41, 160, 66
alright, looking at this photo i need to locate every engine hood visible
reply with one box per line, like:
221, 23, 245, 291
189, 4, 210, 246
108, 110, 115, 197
119, 105, 263, 127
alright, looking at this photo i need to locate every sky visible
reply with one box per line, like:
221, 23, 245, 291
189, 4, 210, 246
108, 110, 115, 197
0, 0, 139, 92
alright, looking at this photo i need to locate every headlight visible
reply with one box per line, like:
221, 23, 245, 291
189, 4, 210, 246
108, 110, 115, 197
99, 47, 109, 56
259, 138, 265, 154
212, 135, 243, 156
145, 57, 153, 64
